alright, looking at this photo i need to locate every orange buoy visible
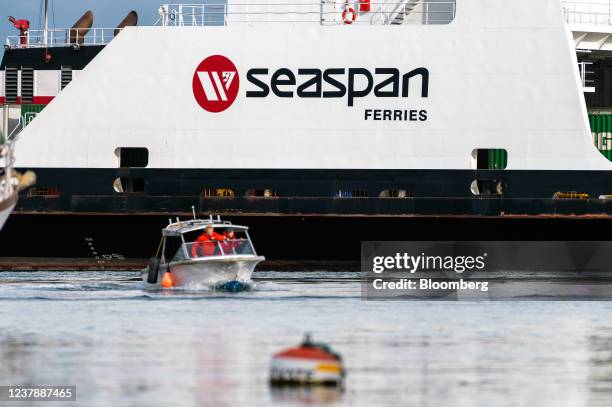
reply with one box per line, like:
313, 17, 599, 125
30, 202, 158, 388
161, 272, 175, 288
270, 334, 345, 386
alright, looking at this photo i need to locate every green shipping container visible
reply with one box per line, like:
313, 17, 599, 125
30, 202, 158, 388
21, 104, 46, 127
603, 115, 612, 160
486, 149, 508, 170
587, 113, 612, 161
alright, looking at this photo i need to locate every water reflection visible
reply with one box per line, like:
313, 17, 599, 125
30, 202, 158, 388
588, 330, 612, 405
0, 272, 612, 406
0, 335, 35, 380
269, 386, 343, 405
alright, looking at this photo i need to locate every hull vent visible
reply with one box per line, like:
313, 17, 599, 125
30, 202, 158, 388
5, 67, 18, 104
61, 66, 73, 90
20, 67, 34, 104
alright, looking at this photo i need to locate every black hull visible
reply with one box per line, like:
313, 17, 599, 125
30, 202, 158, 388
2, 213, 612, 262
4, 167, 612, 261
16, 168, 612, 206
14, 167, 612, 216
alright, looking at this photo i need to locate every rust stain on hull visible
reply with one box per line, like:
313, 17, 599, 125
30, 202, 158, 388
11, 210, 612, 220
0, 257, 148, 271
0, 258, 360, 272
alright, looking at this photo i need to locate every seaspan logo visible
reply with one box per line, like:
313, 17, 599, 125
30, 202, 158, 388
192, 55, 429, 121
192, 55, 240, 113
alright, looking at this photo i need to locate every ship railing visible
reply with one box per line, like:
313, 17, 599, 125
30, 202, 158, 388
4, 27, 122, 49
155, 1, 455, 26
562, 1, 612, 26
369, 0, 413, 26
579, 61, 595, 93
368, 0, 446, 26
6, 117, 22, 142
176, 239, 256, 261
0, 140, 16, 200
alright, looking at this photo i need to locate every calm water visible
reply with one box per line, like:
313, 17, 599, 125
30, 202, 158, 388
1, 271, 612, 406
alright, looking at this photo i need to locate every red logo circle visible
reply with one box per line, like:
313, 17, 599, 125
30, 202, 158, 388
192, 55, 240, 113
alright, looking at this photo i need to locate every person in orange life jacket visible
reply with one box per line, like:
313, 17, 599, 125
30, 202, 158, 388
221, 229, 241, 254
192, 225, 225, 257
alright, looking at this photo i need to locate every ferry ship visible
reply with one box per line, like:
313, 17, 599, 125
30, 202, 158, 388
1, 0, 612, 262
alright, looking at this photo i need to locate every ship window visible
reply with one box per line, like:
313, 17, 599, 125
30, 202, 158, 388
379, 189, 411, 198
163, 236, 183, 261
470, 180, 504, 196
27, 187, 60, 197
113, 177, 145, 193
336, 189, 369, 198
423, 0, 456, 25
202, 188, 235, 198
20, 67, 34, 104
553, 191, 589, 200
115, 148, 149, 168
246, 189, 278, 197
5, 67, 18, 104
61, 66, 73, 90
471, 149, 508, 170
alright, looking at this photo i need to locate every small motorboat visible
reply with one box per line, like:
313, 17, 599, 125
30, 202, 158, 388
270, 334, 345, 386
145, 213, 264, 288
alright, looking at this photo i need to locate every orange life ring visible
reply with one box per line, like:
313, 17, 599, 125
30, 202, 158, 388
342, 7, 357, 24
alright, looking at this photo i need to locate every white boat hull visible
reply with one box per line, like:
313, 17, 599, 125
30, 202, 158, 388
156, 255, 264, 287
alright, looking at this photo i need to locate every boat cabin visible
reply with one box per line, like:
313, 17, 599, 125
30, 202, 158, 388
161, 218, 257, 263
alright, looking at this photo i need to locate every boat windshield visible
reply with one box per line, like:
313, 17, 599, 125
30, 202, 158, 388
171, 228, 256, 261
182, 239, 255, 259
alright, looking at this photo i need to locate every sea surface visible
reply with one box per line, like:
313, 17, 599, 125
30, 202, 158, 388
1, 271, 612, 406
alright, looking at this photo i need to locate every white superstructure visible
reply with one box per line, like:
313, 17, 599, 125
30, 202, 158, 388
563, 0, 612, 50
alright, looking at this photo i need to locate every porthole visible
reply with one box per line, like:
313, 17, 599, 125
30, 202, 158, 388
113, 177, 145, 193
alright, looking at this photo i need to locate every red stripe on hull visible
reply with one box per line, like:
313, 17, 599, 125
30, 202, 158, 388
0, 96, 54, 105
33, 96, 54, 104
274, 347, 338, 361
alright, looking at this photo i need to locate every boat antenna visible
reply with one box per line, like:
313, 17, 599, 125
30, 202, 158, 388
43, 0, 49, 45
191, 205, 196, 220
168, 218, 172, 225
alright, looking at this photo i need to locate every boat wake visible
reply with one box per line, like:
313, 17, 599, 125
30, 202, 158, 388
144, 280, 255, 293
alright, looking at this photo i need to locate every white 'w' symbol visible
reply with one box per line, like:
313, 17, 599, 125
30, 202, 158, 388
197, 71, 236, 101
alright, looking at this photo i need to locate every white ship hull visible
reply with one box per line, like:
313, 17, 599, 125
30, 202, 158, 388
163, 255, 264, 287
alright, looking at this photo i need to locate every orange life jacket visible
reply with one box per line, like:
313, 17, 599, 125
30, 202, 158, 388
192, 232, 225, 257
